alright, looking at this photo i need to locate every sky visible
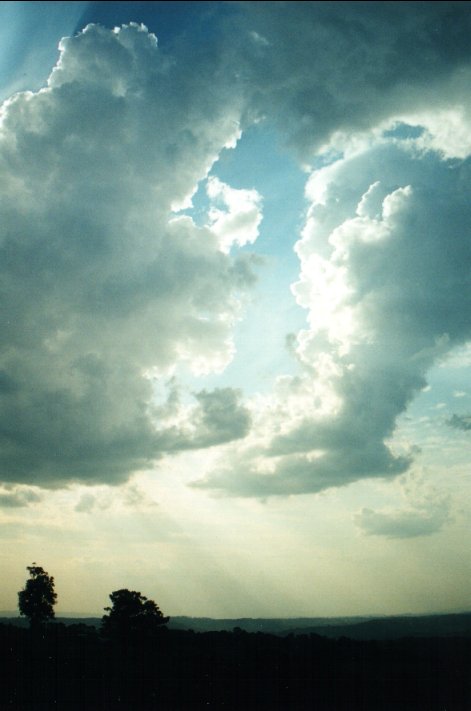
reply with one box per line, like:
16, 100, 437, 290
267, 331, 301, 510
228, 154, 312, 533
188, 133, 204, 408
1, 1, 471, 619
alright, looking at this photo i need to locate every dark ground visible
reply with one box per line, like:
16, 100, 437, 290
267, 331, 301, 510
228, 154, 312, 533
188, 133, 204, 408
0, 620, 470, 710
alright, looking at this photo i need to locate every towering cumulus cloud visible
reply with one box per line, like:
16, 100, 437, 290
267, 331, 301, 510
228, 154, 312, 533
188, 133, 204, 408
195, 137, 471, 496
0, 23, 256, 486
189, 1, 471, 499
3, 4, 471, 502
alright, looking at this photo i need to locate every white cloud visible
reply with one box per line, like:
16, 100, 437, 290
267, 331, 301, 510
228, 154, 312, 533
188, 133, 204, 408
206, 176, 262, 253
196, 138, 471, 497
399, 104, 471, 160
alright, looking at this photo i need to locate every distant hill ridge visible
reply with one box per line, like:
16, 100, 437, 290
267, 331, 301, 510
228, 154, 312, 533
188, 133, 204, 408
1, 612, 470, 639
168, 613, 471, 639
285, 613, 471, 640
168, 615, 370, 634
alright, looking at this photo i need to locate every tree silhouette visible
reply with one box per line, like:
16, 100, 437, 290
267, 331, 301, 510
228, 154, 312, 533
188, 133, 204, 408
18, 563, 57, 628
101, 588, 169, 639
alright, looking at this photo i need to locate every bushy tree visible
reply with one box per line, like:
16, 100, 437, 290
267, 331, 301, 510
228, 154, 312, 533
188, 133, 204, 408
101, 588, 169, 639
18, 564, 57, 628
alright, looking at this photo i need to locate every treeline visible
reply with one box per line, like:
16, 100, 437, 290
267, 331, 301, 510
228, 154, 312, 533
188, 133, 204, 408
0, 621, 470, 710
4, 565, 470, 709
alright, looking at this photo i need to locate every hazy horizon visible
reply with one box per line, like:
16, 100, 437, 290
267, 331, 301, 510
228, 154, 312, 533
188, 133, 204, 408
0, 1, 470, 618
2, 608, 471, 622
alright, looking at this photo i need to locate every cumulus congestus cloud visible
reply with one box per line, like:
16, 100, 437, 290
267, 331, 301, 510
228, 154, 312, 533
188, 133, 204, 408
4, 5, 471, 501
0, 23, 257, 486
194, 140, 471, 497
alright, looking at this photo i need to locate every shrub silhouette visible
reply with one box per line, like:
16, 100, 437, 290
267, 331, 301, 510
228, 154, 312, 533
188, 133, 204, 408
101, 588, 169, 639
18, 563, 57, 629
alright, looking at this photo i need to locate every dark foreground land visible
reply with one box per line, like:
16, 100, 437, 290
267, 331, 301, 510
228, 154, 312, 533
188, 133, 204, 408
0, 621, 470, 710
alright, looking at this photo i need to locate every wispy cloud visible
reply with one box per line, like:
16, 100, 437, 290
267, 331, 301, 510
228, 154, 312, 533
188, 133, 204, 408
354, 473, 452, 539
0, 486, 42, 508
448, 414, 471, 431
354, 505, 450, 539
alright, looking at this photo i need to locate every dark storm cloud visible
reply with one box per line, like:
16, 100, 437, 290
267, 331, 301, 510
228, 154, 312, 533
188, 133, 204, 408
236, 1, 471, 156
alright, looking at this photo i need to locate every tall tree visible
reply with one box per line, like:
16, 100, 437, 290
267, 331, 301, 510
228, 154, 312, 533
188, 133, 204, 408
18, 563, 57, 628
101, 588, 169, 639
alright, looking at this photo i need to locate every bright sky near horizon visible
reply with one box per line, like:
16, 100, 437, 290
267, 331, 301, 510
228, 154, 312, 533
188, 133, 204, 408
1, 1, 471, 618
